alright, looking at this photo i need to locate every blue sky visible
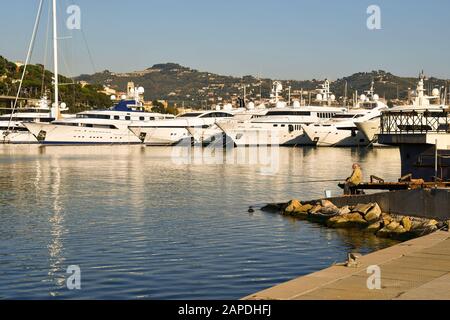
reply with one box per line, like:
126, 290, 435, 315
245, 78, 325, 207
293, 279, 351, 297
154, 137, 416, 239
1, 0, 450, 80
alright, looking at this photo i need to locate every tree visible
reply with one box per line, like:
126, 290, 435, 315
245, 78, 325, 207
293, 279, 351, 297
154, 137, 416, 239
151, 100, 166, 114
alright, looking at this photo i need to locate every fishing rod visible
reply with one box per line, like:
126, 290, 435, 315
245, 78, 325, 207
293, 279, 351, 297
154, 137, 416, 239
287, 179, 345, 184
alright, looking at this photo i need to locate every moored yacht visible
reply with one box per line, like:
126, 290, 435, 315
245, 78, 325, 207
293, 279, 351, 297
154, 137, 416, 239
186, 102, 269, 146
216, 81, 346, 146
217, 103, 346, 146
355, 74, 448, 144
24, 99, 174, 145
303, 82, 388, 147
1, 95, 72, 144
129, 110, 235, 146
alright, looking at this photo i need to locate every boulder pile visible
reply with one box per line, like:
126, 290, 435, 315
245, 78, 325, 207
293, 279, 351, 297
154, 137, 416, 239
263, 199, 444, 241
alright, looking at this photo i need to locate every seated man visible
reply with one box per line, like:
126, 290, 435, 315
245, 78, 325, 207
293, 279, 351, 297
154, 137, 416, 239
344, 163, 363, 195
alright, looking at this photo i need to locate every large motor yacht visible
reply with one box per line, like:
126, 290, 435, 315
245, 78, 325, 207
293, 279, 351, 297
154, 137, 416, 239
216, 81, 347, 146
1, 95, 72, 144
355, 75, 448, 144
302, 82, 388, 147
129, 110, 235, 146
24, 99, 174, 145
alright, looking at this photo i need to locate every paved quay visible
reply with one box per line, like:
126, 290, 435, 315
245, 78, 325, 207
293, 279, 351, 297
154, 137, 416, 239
244, 231, 450, 300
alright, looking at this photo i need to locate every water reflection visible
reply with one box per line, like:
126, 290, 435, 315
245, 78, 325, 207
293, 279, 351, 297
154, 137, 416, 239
0, 145, 401, 299
47, 155, 66, 295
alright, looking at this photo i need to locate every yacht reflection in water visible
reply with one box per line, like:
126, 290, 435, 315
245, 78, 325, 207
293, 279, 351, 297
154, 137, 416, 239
46, 155, 67, 296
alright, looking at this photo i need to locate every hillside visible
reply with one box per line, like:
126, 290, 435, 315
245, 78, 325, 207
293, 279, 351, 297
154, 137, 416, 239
76, 63, 450, 107
0, 55, 112, 113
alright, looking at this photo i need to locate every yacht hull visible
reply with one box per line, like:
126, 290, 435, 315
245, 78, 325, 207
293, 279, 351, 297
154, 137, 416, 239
217, 122, 314, 147
24, 123, 142, 145
1, 130, 39, 144
355, 118, 381, 142
302, 124, 369, 147
129, 127, 191, 146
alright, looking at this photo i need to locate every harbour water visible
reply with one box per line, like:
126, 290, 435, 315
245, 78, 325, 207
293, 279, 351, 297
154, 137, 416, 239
0, 145, 401, 299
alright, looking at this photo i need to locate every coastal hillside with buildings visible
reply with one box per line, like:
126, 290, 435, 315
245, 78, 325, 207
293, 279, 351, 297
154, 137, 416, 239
2, 55, 449, 113
77, 63, 450, 109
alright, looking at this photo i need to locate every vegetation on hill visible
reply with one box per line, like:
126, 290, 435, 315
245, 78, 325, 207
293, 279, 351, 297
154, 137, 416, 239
76, 63, 450, 108
0, 55, 112, 113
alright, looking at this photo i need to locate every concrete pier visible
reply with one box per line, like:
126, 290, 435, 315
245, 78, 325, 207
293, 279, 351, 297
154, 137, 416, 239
329, 188, 450, 220
244, 231, 450, 300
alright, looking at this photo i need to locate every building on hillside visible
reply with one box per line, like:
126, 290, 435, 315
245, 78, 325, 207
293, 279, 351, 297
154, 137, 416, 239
100, 85, 117, 96
14, 61, 24, 72
79, 81, 90, 88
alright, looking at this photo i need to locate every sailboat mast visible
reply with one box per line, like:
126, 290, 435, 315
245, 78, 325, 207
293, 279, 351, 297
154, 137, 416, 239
52, 0, 59, 118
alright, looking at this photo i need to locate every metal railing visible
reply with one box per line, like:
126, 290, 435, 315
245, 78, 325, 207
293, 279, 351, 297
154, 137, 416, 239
380, 110, 450, 134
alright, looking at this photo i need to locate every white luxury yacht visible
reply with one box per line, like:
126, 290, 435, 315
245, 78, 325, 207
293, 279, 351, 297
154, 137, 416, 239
186, 102, 269, 146
25, 98, 175, 145
302, 82, 388, 147
217, 81, 347, 146
355, 75, 448, 144
129, 109, 235, 146
1, 95, 72, 144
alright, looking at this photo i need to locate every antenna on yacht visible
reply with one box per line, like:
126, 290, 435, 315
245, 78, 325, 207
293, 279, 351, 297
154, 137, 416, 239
51, 0, 60, 120
343, 81, 348, 108
288, 86, 291, 106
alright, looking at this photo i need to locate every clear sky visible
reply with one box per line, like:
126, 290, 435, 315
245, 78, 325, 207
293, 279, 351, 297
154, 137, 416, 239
1, 0, 450, 80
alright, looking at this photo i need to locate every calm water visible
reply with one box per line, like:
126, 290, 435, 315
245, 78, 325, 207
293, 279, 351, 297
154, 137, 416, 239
0, 145, 401, 300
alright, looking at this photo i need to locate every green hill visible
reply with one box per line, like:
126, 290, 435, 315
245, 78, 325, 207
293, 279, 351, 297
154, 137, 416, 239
76, 63, 449, 107
0, 55, 112, 113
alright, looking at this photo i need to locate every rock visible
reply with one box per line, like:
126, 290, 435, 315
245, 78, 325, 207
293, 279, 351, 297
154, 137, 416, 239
401, 217, 412, 232
353, 203, 376, 215
386, 221, 401, 231
338, 206, 351, 215
319, 206, 340, 215
321, 200, 335, 208
284, 200, 302, 214
376, 225, 407, 238
382, 214, 394, 227
299, 204, 313, 213
309, 205, 323, 214
366, 221, 382, 232
327, 212, 368, 229
290, 204, 313, 219
261, 203, 284, 212
363, 204, 382, 223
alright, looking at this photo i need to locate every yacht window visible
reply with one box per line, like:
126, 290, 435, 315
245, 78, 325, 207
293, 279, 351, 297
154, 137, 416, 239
139, 117, 145, 121
77, 114, 110, 120
178, 113, 203, 118
266, 111, 311, 116
39, 118, 54, 123
114, 116, 120, 120
332, 114, 355, 119
200, 113, 217, 118
125, 116, 131, 121
150, 117, 155, 120
288, 125, 294, 132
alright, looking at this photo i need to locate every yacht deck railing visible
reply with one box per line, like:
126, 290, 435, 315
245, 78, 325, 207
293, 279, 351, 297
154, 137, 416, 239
380, 110, 450, 134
